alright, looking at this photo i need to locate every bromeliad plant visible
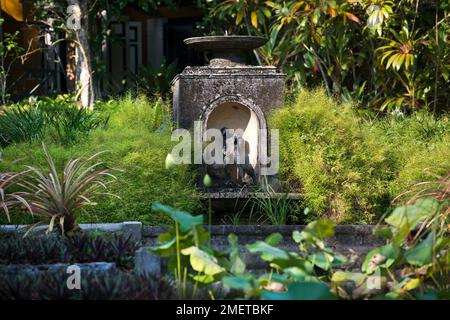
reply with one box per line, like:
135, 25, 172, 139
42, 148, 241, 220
1, 143, 119, 236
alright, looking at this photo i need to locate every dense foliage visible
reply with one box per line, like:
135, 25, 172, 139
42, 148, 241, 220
0, 270, 176, 300
0, 233, 138, 269
200, 0, 450, 113
151, 173, 449, 300
0, 95, 201, 225
271, 88, 449, 223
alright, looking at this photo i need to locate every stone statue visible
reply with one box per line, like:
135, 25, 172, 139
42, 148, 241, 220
232, 132, 257, 185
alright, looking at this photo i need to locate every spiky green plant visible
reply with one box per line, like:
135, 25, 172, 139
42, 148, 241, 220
11, 143, 119, 236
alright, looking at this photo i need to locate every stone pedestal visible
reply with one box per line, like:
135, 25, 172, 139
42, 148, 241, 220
171, 36, 285, 193
172, 66, 285, 130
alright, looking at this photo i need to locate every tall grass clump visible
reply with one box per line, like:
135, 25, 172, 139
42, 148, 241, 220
271, 88, 449, 223
0, 94, 200, 225
0, 95, 108, 147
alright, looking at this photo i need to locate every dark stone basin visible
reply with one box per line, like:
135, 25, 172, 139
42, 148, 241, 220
184, 36, 268, 67
184, 36, 267, 52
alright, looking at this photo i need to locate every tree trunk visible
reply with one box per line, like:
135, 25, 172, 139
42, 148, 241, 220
68, 0, 95, 108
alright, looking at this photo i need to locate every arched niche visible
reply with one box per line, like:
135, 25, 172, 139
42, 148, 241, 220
201, 95, 267, 184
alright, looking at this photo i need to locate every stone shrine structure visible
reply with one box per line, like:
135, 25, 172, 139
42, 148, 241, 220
172, 35, 285, 191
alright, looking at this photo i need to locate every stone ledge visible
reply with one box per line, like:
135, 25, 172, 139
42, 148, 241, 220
0, 221, 143, 242
199, 192, 303, 200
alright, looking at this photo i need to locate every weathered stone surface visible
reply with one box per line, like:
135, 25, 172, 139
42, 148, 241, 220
199, 191, 302, 199
184, 36, 268, 67
0, 222, 142, 241
134, 247, 161, 275
173, 36, 285, 191
172, 66, 285, 130
122, 221, 143, 243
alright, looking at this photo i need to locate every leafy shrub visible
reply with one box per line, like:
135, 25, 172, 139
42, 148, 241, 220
40, 95, 109, 145
270, 88, 449, 223
0, 95, 200, 225
203, 1, 450, 113
151, 189, 449, 300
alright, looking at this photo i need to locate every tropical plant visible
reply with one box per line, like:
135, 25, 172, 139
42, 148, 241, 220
5, 143, 119, 236
151, 203, 226, 299
223, 219, 346, 299
331, 168, 449, 299
0, 95, 198, 226
201, 0, 450, 112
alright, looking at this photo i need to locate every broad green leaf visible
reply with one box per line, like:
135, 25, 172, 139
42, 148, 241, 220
283, 266, 318, 282
230, 252, 246, 275
227, 233, 246, 274
150, 238, 176, 256
295, 219, 335, 242
265, 232, 283, 246
262, 281, 336, 300
181, 246, 225, 276
385, 198, 438, 229
223, 275, 254, 291
152, 203, 203, 233
271, 255, 315, 273
246, 241, 289, 261
332, 254, 348, 267
191, 273, 215, 284
404, 232, 434, 266
332, 271, 366, 286
292, 230, 304, 242
308, 252, 333, 270
228, 233, 239, 247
